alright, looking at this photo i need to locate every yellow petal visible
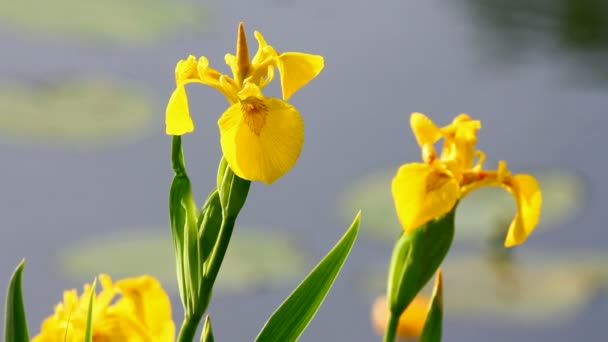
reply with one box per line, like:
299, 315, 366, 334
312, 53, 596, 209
504, 174, 542, 247
410, 112, 442, 146
392, 163, 459, 232
252, 31, 276, 65
277, 52, 324, 100
174, 55, 199, 83
218, 97, 304, 184
371, 294, 429, 338
113, 275, 175, 341
225, 53, 239, 80
165, 86, 194, 135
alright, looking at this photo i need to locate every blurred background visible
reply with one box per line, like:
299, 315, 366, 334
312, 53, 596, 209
1, 0, 607, 340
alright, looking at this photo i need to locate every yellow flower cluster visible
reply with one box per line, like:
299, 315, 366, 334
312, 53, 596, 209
32, 274, 174, 342
391, 113, 542, 247
165, 23, 324, 184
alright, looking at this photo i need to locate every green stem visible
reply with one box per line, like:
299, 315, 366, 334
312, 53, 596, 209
171, 136, 186, 174
177, 312, 204, 342
204, 215, 237, 289
383, 312, 399, 342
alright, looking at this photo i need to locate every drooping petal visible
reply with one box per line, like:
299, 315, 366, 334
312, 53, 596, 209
218, 97, 304, 184
277, 52, 324, 100
391, 163, 460, 232
503, 174, 542, 247
165, 86, 194, 135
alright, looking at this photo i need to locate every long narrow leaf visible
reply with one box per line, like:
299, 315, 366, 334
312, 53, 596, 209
420, 270, 443, 342
4, 260, 29, 342
255, 212, 361, 342
201, 315, 215, 342
84, 278, 97, 342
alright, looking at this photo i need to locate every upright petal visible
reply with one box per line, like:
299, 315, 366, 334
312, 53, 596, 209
410, 113, 442, 146
252, 31, 277, 66
165, 86, 194, 135
175, 55, 200, 84
503, 174, 542, 247
277, 52, 324, 100
392, 163, 459, 232
218, 97, 304, 184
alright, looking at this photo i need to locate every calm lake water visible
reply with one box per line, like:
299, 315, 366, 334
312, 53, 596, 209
1, 0, 607, 340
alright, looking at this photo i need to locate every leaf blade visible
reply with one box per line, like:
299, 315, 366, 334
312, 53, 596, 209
84, 278, 97, 342
255, 212, 361, 342
4, 260, 30, 342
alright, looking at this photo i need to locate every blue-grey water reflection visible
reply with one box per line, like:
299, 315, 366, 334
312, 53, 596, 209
1, 0, 607, 341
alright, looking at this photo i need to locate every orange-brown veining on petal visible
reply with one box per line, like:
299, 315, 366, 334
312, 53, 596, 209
425, 169, 451, 192
241, 96, 268, 135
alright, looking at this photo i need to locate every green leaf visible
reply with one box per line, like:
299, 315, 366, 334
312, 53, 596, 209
169, 136, 201, 314
387, 207, 454, 316
255, 211, 361, 342
4, 260, 29, 342
84, 278, 97, 342
198, 190, 223, 268
201, 315, 215, 342
420, 271, 443, 342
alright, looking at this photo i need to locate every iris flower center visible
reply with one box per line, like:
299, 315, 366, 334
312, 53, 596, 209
241, 96, 268, 135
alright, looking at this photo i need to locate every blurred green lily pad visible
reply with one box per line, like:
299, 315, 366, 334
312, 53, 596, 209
57, 226, 309, 294
340, 168, 586, 243
361, 251, 608, 322
0, 79, 154, 147
0, 0, 206, 43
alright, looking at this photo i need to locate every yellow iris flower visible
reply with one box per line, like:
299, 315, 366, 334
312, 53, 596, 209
391, 113, 542, 247
165, 23, 324, 184
32, 274, 174, 342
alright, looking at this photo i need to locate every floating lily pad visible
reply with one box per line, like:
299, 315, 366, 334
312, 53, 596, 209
57, 226, 309, 294
0, 0, 206, 43
0, 79, 155, 147
360, 251, 608, 323
340, 168, 586, 243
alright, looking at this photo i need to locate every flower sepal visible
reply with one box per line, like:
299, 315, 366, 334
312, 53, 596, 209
386, 205, 455, 319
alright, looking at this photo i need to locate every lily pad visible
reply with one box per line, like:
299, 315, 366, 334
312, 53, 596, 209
0, 0, 206, 43
360, 251, 608, 323
0, 79, 155, 147
340, 168, 586, 243
57, 226, 309, 294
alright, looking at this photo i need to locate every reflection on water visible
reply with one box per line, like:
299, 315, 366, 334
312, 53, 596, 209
0, 0, 206, 43
1, 0, 607, 340
461, 0, 608, 83
0, 79, 154, 147
57, 228, 309, 294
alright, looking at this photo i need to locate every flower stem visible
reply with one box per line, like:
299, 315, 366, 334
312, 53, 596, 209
383, 313, 399, 342
204, 214, 237, 289
177, 312, 204, 342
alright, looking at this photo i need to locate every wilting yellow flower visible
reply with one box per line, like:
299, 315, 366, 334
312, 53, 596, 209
392, 113, 542, 247
32, 274, 174, 342
165, 22, 324, 184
